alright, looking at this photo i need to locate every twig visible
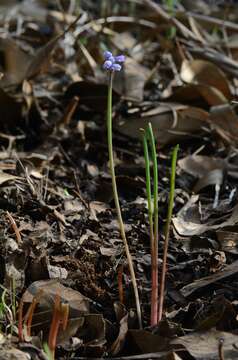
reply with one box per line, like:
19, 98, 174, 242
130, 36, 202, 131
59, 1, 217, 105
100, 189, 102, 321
218, 338, 225, 360
186, 11, 238, 32
118, 265, 124, 304
143, 0, 202, 42
60, 96, 79, 127
6, 211, 22, 244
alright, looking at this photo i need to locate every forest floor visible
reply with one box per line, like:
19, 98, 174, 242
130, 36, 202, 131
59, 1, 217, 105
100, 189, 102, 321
0, 0, 238, 359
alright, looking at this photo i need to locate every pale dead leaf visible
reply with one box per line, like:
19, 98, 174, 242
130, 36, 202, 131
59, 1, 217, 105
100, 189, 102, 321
171, 329, 238, 359
181, 59, 231, 99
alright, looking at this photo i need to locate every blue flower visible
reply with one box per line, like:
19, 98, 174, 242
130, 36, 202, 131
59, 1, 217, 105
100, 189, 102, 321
114, 55, 125, 63
111, 63, 122, 71
103, 51, 125, 72
103, 51, 113, 60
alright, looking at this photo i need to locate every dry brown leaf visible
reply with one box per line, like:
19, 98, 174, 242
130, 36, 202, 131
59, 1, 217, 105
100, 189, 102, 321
178, 155, 226, 177
0, 171, 20, 185
170, 83, 228, 106
109, 303, 128, 356
180, 260, 238, 297
210, 104, 238, 141
23, 280, 90, 313
173, 195, 238, 236
115, 105, 209, 146
171, 329, 238, 359
115, 57, 150, 102
180, 59, 231, 99
217, 230, 238, 254
22, 280, 90, 344
178, 155, 225, 192
0, 38, 33, 86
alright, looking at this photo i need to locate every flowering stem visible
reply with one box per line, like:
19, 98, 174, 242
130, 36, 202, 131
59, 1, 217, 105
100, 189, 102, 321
158, 144, 179, 322
107, 73, 142, 329
147, 123, 159, 326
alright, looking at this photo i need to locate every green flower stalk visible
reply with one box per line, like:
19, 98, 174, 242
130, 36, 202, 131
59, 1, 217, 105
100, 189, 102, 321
103, 51, 142, 329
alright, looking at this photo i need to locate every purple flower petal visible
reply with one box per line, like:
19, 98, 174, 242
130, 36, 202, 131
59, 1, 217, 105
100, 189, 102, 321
108, 56, 115, 63
114, 55, 125, 63
103, 51, 125, 72
103, 51, 113, 60
103, 60, 113, 70
111, 63, 122, 72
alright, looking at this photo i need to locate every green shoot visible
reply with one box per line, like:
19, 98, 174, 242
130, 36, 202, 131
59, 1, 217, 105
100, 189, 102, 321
158, 144, 179, 322
43, 343, 54, 360
147, 123, 159, 326
141, 129, 153, 252
163, 0, 177, 39
142, 123, 159, 326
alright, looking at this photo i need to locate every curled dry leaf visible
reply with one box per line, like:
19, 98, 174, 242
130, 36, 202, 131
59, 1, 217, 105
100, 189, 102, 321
171, 329, 238, 359
75, 314, 106, 357
170, 83, 228, 106
23, 279, 90, 314
173, 195, 238, 236
178, 155, 226, 178
180, 59, 231, 99
0, 38, 33, 86
115, 105, 209, 146
180, 260, 238, 297
210, 104, 238, 142
109, 302, 128, 355
0, 171, 20, 185
178, 154, 225, 193
22, 280, 90, 344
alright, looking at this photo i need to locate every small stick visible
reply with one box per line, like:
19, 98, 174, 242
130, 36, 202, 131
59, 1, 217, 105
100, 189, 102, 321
18, 297, 24, 342
60, 96, 79, 126
118, 265, 124, 304
158, 145, 179, 322
6, 211, 22, 244
218, 338, 225, 360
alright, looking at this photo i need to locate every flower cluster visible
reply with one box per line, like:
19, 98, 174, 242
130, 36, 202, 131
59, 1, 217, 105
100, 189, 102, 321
103, 51, 125, 72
